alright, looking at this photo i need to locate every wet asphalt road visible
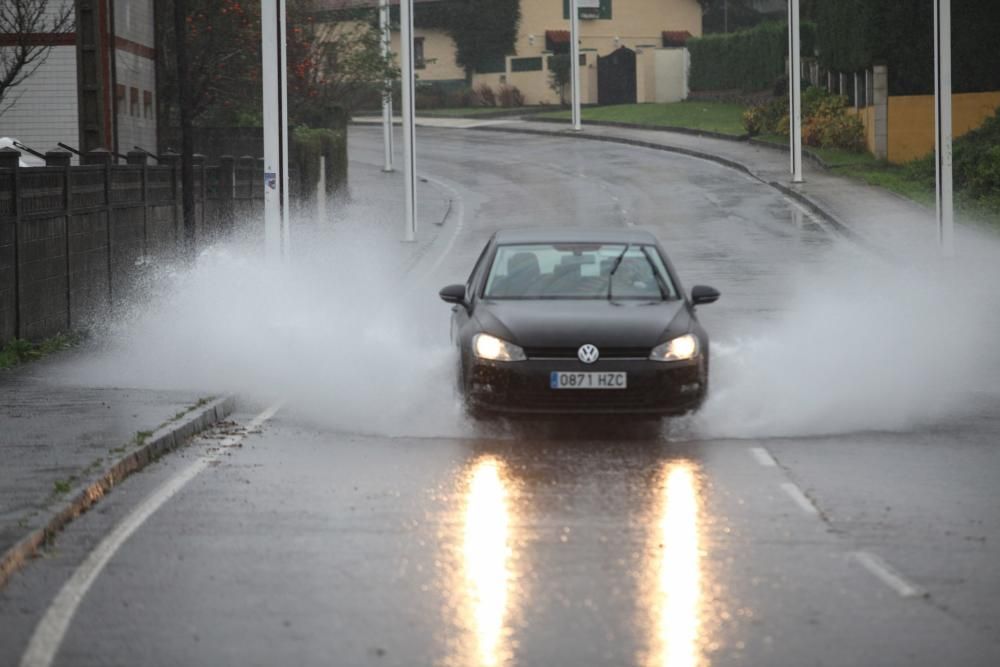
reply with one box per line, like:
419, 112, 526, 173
2, 127, 999, 666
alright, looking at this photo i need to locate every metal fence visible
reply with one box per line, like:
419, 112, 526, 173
0, 148, 265, 344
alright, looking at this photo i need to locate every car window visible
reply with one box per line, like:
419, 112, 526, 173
483, 243, 677, 300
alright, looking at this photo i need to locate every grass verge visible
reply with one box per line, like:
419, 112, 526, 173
416, 106, 533, 118
0, 332, 80, 370
535, 101, 748, 136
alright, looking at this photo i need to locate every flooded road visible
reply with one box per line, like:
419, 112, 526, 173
2, 127, 999, 666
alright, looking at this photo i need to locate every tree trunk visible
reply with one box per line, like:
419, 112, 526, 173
174, 0, 195, 260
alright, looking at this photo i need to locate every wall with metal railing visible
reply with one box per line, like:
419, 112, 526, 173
0, 147, 264, 344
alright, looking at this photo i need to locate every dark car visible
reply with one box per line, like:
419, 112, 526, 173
439, 229, 720, 418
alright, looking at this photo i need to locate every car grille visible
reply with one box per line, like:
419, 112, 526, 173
524, 346, 650, 360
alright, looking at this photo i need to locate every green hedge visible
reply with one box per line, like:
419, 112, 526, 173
291, 127, 348, 197
815, 0, 1000, 95
689, 21, 816, 93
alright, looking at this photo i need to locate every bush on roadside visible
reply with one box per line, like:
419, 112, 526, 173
907, 106, 1000, 216
497, 84, 524, 108
474, 83, 497, 107
743, 88, 864, 152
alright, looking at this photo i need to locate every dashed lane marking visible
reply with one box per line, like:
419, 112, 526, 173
780, 481, 820, 516
19, 402, 283, 667
853, 551, 926, 598
749, 447, 777, 467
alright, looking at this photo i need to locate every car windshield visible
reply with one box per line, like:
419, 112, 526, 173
483, 243, 677, 300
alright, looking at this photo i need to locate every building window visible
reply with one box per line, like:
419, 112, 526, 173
143, 90, 153, 119
115, 84, 126, 115
510, 57, 543, 72
414, 37, 425, 69
129, 86, 139, 116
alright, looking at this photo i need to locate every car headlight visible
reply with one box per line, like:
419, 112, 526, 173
473, 333, 526, 362
650, 334, 699, 362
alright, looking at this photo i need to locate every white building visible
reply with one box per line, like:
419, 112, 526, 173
0, 0, 158, 161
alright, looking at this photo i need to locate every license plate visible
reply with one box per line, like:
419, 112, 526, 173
550, 371, 627, 390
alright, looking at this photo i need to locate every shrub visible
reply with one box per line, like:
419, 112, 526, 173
474, 83, 497, 107
748, 87, 865, 151
497, 84, 524, 108
688, 21, 816, 92
445, 88, 476, 108
742, 106, 765, 136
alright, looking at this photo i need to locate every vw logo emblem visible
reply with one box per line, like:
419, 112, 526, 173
577, 344, 600, 364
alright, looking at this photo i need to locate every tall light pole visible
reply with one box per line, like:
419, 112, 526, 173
379, 0, 394, 173
569, 0, 582, 131
934, 0, 954, 256
262, 0, 290, 260
400, 0, 417, 241
787, 0, 803, 183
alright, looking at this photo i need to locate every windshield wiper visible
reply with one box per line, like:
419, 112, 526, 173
606, 244, 630, 301
640, 246, 672, 300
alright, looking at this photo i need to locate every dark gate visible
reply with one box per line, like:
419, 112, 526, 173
597, 47, 637, 105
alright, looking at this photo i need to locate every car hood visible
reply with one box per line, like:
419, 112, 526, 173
475, 299, 688, 349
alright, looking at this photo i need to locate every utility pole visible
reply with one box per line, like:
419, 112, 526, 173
400, 0, 417, 241
379, 0, 394, 173
787, 0, 803, 183
934, 0, 954, 256
569, 0, 582, 131
262, 0, 290, 260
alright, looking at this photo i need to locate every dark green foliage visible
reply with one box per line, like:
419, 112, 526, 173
688, 21, 816, 92
291, 127, 348, 196
407, 0, 520, 80
908, 107, 1000, 213
548, 54, 571, 105
815, 0, 1000, 94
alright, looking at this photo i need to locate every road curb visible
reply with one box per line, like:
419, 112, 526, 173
526, 115, 751, 143
468, 124, 859, 242
0, 395, 236, 589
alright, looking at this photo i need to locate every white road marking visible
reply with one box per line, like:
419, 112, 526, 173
780, 482, 820, 516
19, 402, 282, 667
853, 551, 925, 598
749, 447, 777, 467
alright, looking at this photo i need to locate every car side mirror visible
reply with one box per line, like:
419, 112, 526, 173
439, 284, 467, 306
691, 285, 720, 305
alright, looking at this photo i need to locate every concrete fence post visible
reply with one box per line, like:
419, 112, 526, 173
159, 152, 181, 249
47, 151, 73, 328
872, 64, 889, 160
84, 149, 113, 309
0, 147, 21, 341
193, 154, 206, 241
316, 155, 327, 224
219, 156, 235, 234
126, 151, 149, 262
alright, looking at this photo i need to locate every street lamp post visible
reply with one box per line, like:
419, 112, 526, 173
261, 0, 290, 260
934, 0, 954, 256
569, 0, 582, 131
400, 0, 417, 241
787, 0, 803, 184
379, 0, 394, 173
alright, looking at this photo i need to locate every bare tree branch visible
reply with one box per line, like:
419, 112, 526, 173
0, 0, 74, 117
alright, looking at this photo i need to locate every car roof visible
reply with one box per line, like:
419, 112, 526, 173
492, 228, 659, 245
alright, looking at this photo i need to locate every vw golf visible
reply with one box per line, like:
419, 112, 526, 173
439, 229, 720, 419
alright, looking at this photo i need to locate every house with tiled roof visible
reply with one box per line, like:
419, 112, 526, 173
320, 0, 702, 105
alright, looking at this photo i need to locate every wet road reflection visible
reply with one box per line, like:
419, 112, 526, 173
448, 455, 518, 667
642, 460, 705, 667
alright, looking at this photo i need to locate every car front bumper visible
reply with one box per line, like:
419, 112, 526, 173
464, 357, 706, 416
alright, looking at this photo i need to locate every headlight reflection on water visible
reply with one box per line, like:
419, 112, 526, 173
643, 461, 704, 667
460, 457, 515, 667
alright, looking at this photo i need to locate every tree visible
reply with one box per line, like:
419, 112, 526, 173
547, 54, 570, 106
286, 6, 398, 126
0, 0, 74, 117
